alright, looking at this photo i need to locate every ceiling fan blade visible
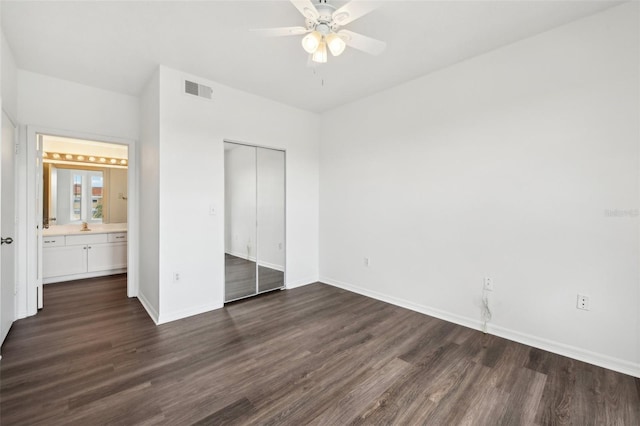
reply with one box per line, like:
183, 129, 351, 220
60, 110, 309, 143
250, 26, 309, 37
290, 0, 319, 20
338, 30, 386, 55
332, 1, 380, 26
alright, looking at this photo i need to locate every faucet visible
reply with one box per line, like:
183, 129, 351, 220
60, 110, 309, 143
81, 222, 90, 231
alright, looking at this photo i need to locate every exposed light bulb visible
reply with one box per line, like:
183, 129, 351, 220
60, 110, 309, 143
77, 155, 85, 161
89, 156, 96, 162
52, 153, 61, 159
99, 157, 107, 163
120, 159, 127, 165
326, 33, 346, 56
65, 154, 73, 160
311, 41, 327, 63
301, 31, 321, 54
42, 152, 49, 158
110, 158, 117, 164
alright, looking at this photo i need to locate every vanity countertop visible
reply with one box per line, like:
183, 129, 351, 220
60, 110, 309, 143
43, 223, 128, 237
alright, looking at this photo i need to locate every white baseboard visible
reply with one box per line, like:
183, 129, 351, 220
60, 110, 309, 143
286, 276, 318, 289
136, 291, 159, 325
321, 276, 640, 379
488, 324, 640, 378
43, 268, 127, 284
157, 301, 223, 325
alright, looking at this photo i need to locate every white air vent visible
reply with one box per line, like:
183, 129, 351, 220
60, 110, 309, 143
184, 80, 213, 100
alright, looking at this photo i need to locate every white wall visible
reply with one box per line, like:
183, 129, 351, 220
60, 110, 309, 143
1, 30, 17, 120
156, 65, 319, 323
138, 69, 160, 322
17, 70, 138, 140
320, 3, 640, 377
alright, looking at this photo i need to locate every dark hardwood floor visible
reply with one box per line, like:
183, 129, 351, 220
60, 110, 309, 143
1, 275, 638, 425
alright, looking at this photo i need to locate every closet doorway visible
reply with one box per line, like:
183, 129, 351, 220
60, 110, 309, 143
224, 141, 285, 302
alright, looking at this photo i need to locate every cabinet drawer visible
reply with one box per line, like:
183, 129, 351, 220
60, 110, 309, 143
43, 237, 65, 247
66, 233, 108, 246
108, 232, 127, 243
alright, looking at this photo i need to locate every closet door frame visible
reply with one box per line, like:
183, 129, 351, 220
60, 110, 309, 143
223, 139, 286, 303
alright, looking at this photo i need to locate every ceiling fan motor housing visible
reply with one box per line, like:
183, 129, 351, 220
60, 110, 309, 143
311, 2, 340, 32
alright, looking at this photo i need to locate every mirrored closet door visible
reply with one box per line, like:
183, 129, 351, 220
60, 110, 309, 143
224, 141, 285, 302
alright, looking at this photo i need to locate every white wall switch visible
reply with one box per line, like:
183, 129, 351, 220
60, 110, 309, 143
209, 205, 216, 215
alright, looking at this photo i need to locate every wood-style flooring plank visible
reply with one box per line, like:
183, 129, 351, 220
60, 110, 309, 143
1, 275, 638, 425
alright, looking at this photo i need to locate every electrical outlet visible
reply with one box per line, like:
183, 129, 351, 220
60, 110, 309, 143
483, 277, 493, 291
364, 257, 370, 267
577, 294, 590, 310
173, 272, 180, 283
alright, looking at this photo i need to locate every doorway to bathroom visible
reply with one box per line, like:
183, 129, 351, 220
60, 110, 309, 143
25, 129, 138, 314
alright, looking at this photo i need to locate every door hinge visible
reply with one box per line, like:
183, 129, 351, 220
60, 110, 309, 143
14, 143, 19, 155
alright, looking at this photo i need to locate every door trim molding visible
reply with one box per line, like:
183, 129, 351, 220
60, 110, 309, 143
22, 125, 138, 316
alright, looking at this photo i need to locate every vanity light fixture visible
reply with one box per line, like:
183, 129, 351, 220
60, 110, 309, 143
42, 152, 128, 168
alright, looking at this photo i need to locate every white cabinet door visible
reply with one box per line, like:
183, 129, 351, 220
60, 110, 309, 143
43, 246, 87, 278
87, 242, 127, 272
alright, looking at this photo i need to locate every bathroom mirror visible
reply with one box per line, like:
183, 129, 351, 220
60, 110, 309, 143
43, 163, 128, 225
224, 141, 285, 302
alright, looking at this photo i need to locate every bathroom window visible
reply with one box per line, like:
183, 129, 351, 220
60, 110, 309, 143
68, 171, 104, 224
71, 174, 82, 221
91, 175, 104, 219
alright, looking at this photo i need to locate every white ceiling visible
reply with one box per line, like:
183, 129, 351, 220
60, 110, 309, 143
1, 0, 624, 112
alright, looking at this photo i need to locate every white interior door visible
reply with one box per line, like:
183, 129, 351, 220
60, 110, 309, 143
36, 134, 43, 309
1, 110, 17, 347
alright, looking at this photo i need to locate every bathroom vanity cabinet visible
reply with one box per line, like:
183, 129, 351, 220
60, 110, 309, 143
43, 231, 127, 283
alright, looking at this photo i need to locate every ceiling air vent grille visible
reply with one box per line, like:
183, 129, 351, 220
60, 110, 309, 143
184, 80, 213, 100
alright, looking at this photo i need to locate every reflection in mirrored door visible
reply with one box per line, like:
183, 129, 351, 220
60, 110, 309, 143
224, 141, 285, 302
224, 143, 257, 301
257, 148, 285, 293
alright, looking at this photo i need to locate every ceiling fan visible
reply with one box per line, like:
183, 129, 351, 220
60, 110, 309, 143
251, 0, 386, 64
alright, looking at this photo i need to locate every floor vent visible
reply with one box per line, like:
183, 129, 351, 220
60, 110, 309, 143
184, 80, 213, 100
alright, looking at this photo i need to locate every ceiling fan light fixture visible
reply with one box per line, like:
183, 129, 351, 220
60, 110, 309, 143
326, 32, 346, 56
301, 30, 322, 54
312, 40, 327, 63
